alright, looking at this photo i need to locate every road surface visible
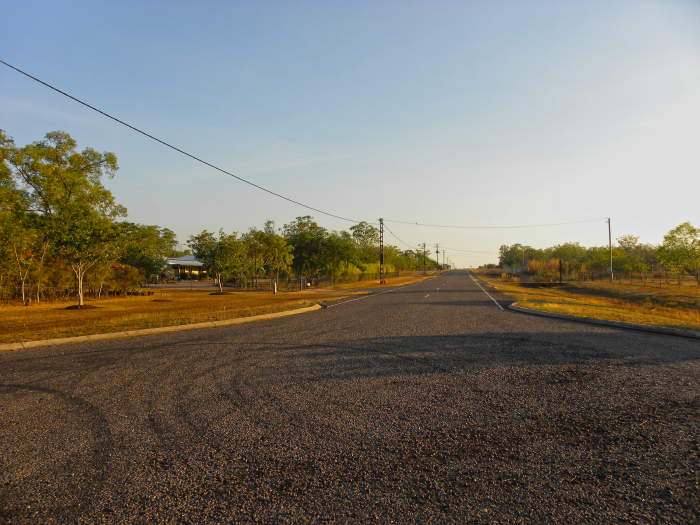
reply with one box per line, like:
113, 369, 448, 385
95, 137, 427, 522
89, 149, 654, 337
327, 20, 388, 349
1, 270, 698, 523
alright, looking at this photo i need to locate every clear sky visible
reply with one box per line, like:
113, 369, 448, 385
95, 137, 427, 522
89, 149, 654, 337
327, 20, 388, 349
3, 1, 699, 267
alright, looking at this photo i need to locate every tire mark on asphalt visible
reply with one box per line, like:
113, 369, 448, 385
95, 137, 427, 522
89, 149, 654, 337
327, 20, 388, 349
0, 384, 113, 523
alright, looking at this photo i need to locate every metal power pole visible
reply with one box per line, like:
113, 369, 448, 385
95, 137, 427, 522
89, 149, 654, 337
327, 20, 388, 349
379, 218, 385, 284
422, 243, 427, 272
434, 244, 440, 270
608, 218, 613, 282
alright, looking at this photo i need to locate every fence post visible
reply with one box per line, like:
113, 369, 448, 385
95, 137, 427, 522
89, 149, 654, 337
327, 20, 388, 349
559, 260, 562, 283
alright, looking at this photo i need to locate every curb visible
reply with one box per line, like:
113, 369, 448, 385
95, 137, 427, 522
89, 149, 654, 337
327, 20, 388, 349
0, 304, 322, 352
507, 303, 700, 340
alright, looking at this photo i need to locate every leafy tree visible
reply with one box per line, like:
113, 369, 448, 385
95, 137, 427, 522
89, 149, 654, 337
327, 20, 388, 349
498, 244, 532, 267
121, 223, 181, 283
0, 130, 22, 298
258, 221, 293, 283
244, 227, 270, 287
110, 263, 144, 296
615, 234, 647, 273
616, 234, 639, 253
658, 222, 700, 284
323, 231, 359, 279
0, 130, 19, 212
8, 214, 50, 304
349, 221, 379, 263
7, 130, 124, 217
47, 205, 124, 306
3, 130, 127, 305
551, 242, 586, 264
283, 216, 329, 279
188, 230, 247, 292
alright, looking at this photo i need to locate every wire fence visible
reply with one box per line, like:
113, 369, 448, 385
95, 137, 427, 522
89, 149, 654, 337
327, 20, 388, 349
225, 271, 402, 291
500, 269, 700, 287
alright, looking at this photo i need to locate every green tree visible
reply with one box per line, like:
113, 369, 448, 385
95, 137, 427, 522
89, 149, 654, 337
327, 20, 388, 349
323, 231, 359, 280
188, 230, 247, 292
47, 205, 124, 306
8, 130, 123, 217
121, 223, 181, 283
498, 244, 532, 267
551, 242, 586, 264
3, 130, 127, 305
8, 214, 50, 304
258, 221, 293, 284
658, 222, 700, 284
615, 234, 645, 273
0, 130, 22, 298
349, 221, 379, 263
283, 216, 329, 280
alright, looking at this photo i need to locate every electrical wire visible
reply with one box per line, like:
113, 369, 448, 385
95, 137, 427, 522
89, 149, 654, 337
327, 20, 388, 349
0, 59, 363, 224
382, 222, 417, 250
383, 217, 606, 229
2, 60, 608, 233
439, 247, 499, 254
446, 253, 498, 258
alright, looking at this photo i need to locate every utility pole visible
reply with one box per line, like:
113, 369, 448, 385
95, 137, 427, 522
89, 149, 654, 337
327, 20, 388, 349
608, 217, 613, 282
379, 218, 385, 284
434, 244, 440, 270
421, 243, 427, 273
442, 250, 445, 270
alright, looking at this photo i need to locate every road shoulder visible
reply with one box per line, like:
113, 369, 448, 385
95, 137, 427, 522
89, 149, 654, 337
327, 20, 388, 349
507, 303, 700, 340
0, 304, 322, 352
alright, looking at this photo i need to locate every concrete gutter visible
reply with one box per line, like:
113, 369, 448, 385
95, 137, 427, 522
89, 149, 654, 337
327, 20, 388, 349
507, 303, 700, 340
0, 304, 322, 352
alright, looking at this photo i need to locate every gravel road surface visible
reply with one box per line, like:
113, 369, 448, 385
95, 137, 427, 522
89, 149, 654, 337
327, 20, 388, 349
1, 270, 698, 524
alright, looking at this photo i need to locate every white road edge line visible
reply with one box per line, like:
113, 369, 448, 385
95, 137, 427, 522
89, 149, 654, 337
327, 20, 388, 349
468, 271, 504, 311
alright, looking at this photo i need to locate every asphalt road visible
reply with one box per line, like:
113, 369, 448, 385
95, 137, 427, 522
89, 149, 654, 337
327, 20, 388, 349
1, 270, 698, 524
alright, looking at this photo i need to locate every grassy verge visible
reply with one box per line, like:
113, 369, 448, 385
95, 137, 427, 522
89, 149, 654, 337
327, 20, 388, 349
0, 290, 348, 344
478, 274, 700, 332
0, 272, 437, 344
326, 271, 441, 290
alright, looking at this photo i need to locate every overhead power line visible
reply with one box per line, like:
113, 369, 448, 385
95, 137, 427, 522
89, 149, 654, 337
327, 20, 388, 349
382, 222, 416, 250
0, 59, 362, 224
2, 60, 607, 232
383, 217, 606, 229
385, 224, 498, 260
439, 246, 499, 254
448, 253, 499, 258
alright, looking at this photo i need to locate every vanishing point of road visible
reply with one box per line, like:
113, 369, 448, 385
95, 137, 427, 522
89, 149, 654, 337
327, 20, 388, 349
1, 270, 698, 524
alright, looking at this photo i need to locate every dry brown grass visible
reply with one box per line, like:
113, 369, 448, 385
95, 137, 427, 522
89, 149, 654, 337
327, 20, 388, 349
0, 272, 437, 344
479, 273, 700, 332
0, 290, 350, 344
328, 271, 441, 290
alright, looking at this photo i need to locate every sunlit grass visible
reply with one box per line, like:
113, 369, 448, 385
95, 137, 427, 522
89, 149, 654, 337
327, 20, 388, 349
0, 272, 434, 345
0, 290, 335, 344
482, 276, 700, 332
330, 271, 440, 290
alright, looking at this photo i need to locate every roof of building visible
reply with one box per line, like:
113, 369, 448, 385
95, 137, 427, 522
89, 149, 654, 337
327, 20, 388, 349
166, 256, 204, 267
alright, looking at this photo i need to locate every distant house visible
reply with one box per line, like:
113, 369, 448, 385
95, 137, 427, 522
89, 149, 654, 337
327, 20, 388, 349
165, 256, 205, 279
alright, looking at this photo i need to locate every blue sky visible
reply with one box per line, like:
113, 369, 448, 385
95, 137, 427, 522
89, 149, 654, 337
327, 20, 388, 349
3, 1, 699, 266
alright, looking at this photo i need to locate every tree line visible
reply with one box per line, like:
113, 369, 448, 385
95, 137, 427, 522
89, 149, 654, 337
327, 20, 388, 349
0, 130, 435, 305
496, 225, 700, 283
